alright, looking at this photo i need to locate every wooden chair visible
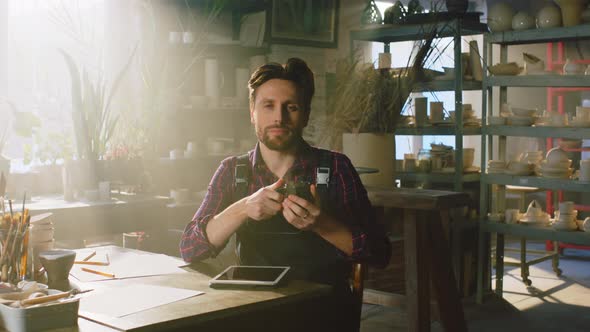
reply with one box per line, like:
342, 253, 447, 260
351, 262, 368, 332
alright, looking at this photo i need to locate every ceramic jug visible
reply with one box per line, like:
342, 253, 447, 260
554, 0, 586, 26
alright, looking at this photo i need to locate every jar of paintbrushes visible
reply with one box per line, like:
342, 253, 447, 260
0, 199, 31, 284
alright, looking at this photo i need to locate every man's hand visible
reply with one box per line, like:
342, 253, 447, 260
281, 184, 321, 231
245, 178, 285, 221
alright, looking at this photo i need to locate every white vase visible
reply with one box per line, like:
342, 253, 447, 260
554, 0, 587, 26
536, 3, 562, 28
488, 2, 515, 32
512, 11, 535, 30
342, 133, 395, 187
0, 155, 9, 177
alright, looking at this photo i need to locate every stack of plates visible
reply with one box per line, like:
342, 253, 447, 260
464, 118, 482, 127
29, 212, 55, 273
487, 160, 506, 174
539, 161, 573, 179
507, 115, 534, 126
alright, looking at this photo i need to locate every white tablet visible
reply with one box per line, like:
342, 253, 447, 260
209, 265, 290, 288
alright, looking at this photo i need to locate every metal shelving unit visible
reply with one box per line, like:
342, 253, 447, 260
349, 18, 488, 191
477, 25, 590, 304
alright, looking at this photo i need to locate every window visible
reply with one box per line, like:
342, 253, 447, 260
1, 0, 106, 172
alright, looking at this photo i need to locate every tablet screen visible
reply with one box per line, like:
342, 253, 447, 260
209, 265, 290, 287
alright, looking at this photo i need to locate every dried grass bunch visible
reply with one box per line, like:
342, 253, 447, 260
320, 32, 436, 150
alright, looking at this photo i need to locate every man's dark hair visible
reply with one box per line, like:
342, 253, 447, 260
248, 58, 315, 112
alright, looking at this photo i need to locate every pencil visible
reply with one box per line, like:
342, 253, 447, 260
81, 267, 115, 278
82, 251, 96, 262
74, 261, 109, 266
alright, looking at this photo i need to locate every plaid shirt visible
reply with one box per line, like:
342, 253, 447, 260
180, 141, 390, 267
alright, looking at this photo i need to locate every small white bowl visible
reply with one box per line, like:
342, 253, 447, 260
546, 147, 569, 165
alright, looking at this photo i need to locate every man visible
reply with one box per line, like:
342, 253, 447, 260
180, 58, 390, 329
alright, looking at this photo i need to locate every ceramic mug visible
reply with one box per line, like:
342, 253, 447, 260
429, 102, 444, 122
559, 201, 574, 214
583, 217, 590, 232
580, 159, 590, 181
414, 97, 428, 126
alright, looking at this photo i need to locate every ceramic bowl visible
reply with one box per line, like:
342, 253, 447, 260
563, 59, 586, 75
512, 11, 535, 30
489, 63, 522, 76
546, 147, 569, 164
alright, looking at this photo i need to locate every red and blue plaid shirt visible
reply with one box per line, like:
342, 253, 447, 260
180, 141, 390, 267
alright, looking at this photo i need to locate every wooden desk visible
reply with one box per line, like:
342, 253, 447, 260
63, 251, 332, 332
367, 187, 469, 332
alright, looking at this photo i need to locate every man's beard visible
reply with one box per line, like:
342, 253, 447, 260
257, 125, 301, 151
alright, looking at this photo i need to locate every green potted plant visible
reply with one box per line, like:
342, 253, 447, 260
59, 46, 136, 192
319, 33, 436, 187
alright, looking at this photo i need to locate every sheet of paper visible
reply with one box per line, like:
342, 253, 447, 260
70, 248, 188, 282
79, 284, 203, 318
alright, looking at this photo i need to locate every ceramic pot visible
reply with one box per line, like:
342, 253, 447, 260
361, 0, 383, 26
554, 0, 587, 26
563, 59, 586, 74
488, 2, 515, 32
446, 0, 468, 14
536, 3, 562, 28
39, 249, 76, 291
383, 1, 405, 24
342, 133, 395, 187
512, 11, 535, 30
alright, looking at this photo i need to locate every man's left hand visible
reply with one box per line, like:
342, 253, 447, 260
281, 184, 321, 231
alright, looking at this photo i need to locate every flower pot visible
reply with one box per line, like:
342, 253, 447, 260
555, 0, 587, 26
342, 133, 395, 187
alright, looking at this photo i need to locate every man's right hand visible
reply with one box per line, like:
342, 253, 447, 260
245, 178, 285, 221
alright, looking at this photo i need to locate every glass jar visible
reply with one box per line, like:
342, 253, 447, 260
417, 149, 432, 173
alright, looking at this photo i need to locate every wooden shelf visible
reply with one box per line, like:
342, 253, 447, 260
396, 126, 481, 135
397, 172, 480, 183
485, 75, 590, 87
482, 221, 590, 246
350, 19, 488, 43
484, 125, 590, 139
486, 24, 590, 45
482, 174, 590, 192
414, 79, 482, 92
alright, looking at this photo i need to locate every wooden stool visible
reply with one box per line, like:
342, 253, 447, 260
367, 187, 469, 332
